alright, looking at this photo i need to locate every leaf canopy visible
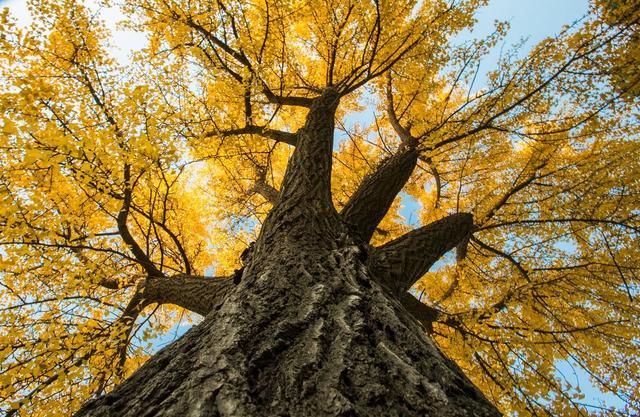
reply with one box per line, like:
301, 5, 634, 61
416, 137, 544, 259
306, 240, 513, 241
1, 0, 639, 415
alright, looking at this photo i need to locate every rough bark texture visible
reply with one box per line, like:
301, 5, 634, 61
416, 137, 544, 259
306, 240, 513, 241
369, 213, 474, 295
341, 147, 418, 243
76, 247, 498, 417
74, 89, 500, 417
143, 276, 235, 316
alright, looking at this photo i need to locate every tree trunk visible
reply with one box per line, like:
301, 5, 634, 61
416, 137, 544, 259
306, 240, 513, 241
75, 246, 499, 417
75, 89, 501, 417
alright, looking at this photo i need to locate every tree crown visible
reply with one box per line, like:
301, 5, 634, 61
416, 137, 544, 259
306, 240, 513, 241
1, 0, 639, 415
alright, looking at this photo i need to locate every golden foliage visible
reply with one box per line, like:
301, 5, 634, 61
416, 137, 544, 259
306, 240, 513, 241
0, 0, 639, 415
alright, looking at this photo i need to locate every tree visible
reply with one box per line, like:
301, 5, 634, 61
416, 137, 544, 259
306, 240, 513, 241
0, 0, 639, 415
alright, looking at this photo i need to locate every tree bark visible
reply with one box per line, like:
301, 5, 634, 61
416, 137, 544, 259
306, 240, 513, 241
341, 147, 418, 243
74, 89, 499, 417
368, 213, 474, 294
75, 244, 499, 417
142, 275, 236, 316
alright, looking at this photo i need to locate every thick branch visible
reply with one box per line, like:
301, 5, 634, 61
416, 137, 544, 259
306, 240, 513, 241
340, 147, 418, 242
95, 275, 235, 320
252, 180, 280, 205
339, 78, 421, 242
141, 275, 235, 316
209, 125, 298, 146
261, 85, 314, 108
368, 213, 474, 294
256, 88, 341, 250
276, 88, 340, 208
102, 276, 235, 376
399, 292, 441, 333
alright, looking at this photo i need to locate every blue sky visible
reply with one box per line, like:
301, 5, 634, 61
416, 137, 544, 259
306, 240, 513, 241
457, 0, 589, 81
472, 0, 588, 40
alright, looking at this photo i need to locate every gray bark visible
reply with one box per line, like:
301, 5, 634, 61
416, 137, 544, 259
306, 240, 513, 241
369, 213, 474, 295
142, 276, 236, 316
74, 89, 499, 417
76, 246, 498, 417
341, 147, 418, 243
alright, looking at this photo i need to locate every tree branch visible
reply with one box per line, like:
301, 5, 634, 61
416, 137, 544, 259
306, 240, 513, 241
113, 289, 151, 373
141, 275, 235, 316
208, 125, 298, 146
256, 88, 341, 249
386, 75, 417, 147
340, 147, 418, 242
186, 18, 312, 108
477, 217, 639, 234
420, 156, 442, 208
128, 205, 193, 275
272, 88, 339, 209
399, 292, 441, 333
251, 180, 280, 205
107, 275, 236, 379
117, 165, 164, 278
260, 85, 313, 108
368, 213, 474, 294
471, 237, 530, 282
338, 77, 422, 243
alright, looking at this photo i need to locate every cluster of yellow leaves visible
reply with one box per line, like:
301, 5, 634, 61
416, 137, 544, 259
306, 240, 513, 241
594, 0, 640, 97
128, 0, 485, 93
